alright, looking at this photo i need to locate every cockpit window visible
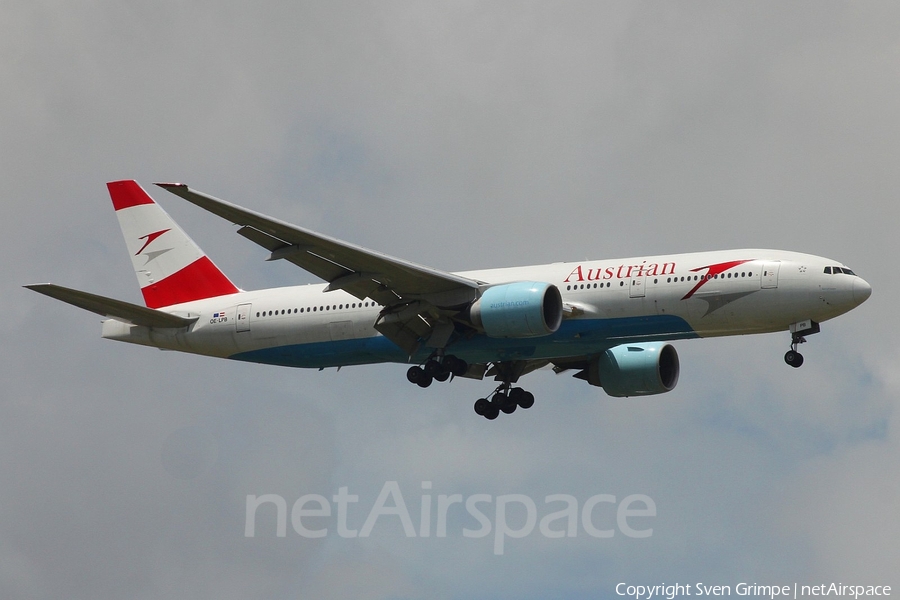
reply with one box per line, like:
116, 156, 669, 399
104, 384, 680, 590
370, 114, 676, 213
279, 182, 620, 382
826, 266, 857, 276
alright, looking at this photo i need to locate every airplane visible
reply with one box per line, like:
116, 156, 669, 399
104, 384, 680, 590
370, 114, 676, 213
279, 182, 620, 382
26, 180, 872, 420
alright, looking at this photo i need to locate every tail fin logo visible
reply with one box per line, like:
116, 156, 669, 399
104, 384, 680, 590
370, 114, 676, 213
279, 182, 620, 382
135, 228, 172, 263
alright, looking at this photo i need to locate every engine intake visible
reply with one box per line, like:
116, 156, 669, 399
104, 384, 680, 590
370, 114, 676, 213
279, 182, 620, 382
469, 281, 563, 338
584, 342, 680, 397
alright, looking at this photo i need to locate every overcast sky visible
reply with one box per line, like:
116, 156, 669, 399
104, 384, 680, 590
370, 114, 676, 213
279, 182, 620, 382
2, 2, 898, 598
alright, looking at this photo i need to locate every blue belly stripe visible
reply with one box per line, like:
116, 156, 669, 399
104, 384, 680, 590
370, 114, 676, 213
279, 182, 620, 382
228, 315, 698, 369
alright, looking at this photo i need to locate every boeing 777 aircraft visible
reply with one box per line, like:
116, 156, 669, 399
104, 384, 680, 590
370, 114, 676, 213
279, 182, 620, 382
27, 181, 871, 420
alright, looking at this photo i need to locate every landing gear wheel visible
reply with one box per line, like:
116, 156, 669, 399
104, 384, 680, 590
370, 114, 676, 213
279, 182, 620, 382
483, 405, 500, 420
517, 391, 535, 409
499, 395, 518, 414
407, 366, 426, 385
784, 350, 804, 368
434, 370, 450, 383
424, 359, 443, 378
417, 374, 434, 388
506, 387, 534, 409
444, 355, 468, 377
474, 398, 489, 416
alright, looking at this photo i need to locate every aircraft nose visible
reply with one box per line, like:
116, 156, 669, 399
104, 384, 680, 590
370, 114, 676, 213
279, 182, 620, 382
853, 277, 872, 305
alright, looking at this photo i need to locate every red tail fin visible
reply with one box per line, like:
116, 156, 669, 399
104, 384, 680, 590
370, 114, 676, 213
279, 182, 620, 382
108, 180, 240, 308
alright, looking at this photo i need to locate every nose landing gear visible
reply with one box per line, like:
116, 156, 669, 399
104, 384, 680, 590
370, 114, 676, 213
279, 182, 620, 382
784, 345, 804, 368
784, 320, 820, 368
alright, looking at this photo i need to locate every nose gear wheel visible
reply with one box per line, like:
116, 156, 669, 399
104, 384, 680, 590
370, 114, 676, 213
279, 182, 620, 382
784, 335, 805, 368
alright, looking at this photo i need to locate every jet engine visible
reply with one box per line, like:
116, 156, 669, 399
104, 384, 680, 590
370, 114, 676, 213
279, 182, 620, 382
469, 281, 563, 338
582, 342, 680, 397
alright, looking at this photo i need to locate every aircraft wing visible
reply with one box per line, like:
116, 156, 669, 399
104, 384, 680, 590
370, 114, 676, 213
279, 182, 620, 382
156, 183, 483, 307
25, 284, 198, 328
156, 183, 485, 355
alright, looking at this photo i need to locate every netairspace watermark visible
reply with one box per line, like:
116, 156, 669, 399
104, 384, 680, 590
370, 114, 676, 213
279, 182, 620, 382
616, 583, 892, 600
244, 480, 656, 555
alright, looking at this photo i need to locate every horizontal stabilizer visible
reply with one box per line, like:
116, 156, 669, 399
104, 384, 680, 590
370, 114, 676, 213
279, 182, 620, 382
24, 284, 197, 328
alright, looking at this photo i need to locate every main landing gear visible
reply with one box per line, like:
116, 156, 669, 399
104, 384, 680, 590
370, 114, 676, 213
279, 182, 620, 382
406, 355, 468, 388
473, 384, 535, 420
406, 355, 537, 420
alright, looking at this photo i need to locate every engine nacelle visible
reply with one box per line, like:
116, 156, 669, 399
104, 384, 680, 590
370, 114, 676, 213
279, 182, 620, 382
585, 342, 680, 397
469, 281, 563, 338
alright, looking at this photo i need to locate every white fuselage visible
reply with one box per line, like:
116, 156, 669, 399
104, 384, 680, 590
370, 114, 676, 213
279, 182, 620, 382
100, 248, 870, 370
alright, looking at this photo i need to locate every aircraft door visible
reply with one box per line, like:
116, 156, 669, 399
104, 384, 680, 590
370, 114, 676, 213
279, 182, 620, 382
629, 275, 646, 298
761, 262, 780, 289
236, 303, 251, 332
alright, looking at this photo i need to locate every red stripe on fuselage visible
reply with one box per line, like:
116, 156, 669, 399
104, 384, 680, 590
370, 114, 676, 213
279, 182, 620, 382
108, 180, 156, 211
141, 256, 239, 308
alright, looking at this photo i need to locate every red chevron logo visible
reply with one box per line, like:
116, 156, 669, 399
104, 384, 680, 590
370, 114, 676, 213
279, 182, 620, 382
135, 229, 171, 256
682, 259, 755, 300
